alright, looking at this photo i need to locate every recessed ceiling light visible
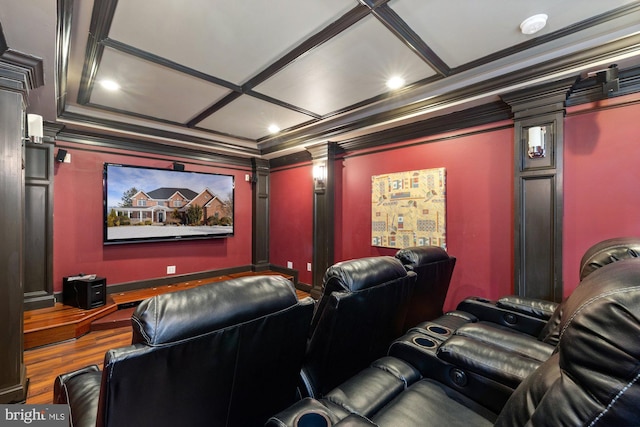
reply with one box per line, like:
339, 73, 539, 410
520, 14, 548, 35
386, 76, 405, 90
99, 79, 121, 91
268, 124, 280, 134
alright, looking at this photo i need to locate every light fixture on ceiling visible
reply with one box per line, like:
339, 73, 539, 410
386, 76, 405, 90
99, 79, 121, 91
268, 124, 281, 134
520, 14, 548, 35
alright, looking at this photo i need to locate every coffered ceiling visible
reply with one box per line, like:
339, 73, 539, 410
2, 0, 640, 159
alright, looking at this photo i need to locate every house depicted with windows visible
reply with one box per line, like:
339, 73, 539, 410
114, 187, 227, 225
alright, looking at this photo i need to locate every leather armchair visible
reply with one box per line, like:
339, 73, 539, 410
300, 256, 416, 398
54, 275, 314, 427
395, 245, 456, 330
267, 257, 640, 426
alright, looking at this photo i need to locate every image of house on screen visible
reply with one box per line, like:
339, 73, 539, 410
114, 187, 229, 225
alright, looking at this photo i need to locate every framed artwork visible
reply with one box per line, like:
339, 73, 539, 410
371, 167, 446, 249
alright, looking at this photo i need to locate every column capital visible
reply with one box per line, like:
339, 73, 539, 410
501, 77, 576, 120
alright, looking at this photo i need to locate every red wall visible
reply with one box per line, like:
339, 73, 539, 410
563, 95, 640, 295
336, 124, 515, 311
270, 164, 314, 285
52, 143, 253, 292
268, 124, 516, 303
268, 95, 640, 310
51, 94, 640, 305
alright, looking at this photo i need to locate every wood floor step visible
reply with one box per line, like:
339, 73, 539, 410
91, 307, 136, 331
24, 301, 118, 350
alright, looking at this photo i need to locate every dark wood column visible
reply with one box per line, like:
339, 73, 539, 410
307, 142, 337, 298
24, 140, 55, 310
252, 158, 270, 270
501, 77, 575, 302
0, 30, 44, 403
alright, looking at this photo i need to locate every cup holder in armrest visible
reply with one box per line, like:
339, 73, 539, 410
295, 411, 331, 427
412, 336, 437, 349
425, 324, 451, 336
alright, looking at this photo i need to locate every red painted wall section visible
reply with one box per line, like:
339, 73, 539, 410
269, 164, 314, 285
52, 144, 252, 293
336, 124, 515, 311
563, 94, 640, 296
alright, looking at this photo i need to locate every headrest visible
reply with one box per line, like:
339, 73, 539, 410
132, 275, 299, 346
322, 256, 408, 293
395, 246, 450, 268
558, 258, 640, 404
579, 237, 640, 280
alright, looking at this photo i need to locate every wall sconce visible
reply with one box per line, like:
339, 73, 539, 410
27, 114, 44, 144
313, 162, 327, 192
527, 126, 546, 159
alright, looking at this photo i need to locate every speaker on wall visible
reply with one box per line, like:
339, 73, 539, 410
173, 162, 185, 171
55, 149, 68, 163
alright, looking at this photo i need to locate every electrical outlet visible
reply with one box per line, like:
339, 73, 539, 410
167, 265, 176, 274
287, 261, 293, 269
307, 263, 312, 272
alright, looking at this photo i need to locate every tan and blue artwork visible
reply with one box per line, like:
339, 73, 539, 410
371, 168, 446, 249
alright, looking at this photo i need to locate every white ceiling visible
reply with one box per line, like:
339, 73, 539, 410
2, 0, 640, 159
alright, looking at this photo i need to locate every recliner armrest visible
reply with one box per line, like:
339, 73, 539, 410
266, 398, 341, 427
455, 322, 554, 362
456, 297, 548, 336
324, 357, 420, 419
437, 335, 541, 389
53, 365, 102, 427
496, 296, 558, 320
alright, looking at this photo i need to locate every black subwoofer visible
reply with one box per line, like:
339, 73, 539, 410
63, 276, 106, 309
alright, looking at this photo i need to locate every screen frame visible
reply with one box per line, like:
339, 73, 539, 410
103, 163, 235, 245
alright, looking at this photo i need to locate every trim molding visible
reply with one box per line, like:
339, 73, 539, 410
55, 126, 255, 167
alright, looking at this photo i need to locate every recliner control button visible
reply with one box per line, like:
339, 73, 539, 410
450, 368, 467, 387
504, 313, 517, 324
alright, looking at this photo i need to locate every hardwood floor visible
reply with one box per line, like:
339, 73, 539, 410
25, 327, 132, 404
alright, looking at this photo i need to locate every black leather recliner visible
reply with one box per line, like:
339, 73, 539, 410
54, 275, 315, 427
387, 237, 640, 410
267, 257, 640, 426
300, 256, 416, 398
394, 245, 456, 331
448, 236, 640, 342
